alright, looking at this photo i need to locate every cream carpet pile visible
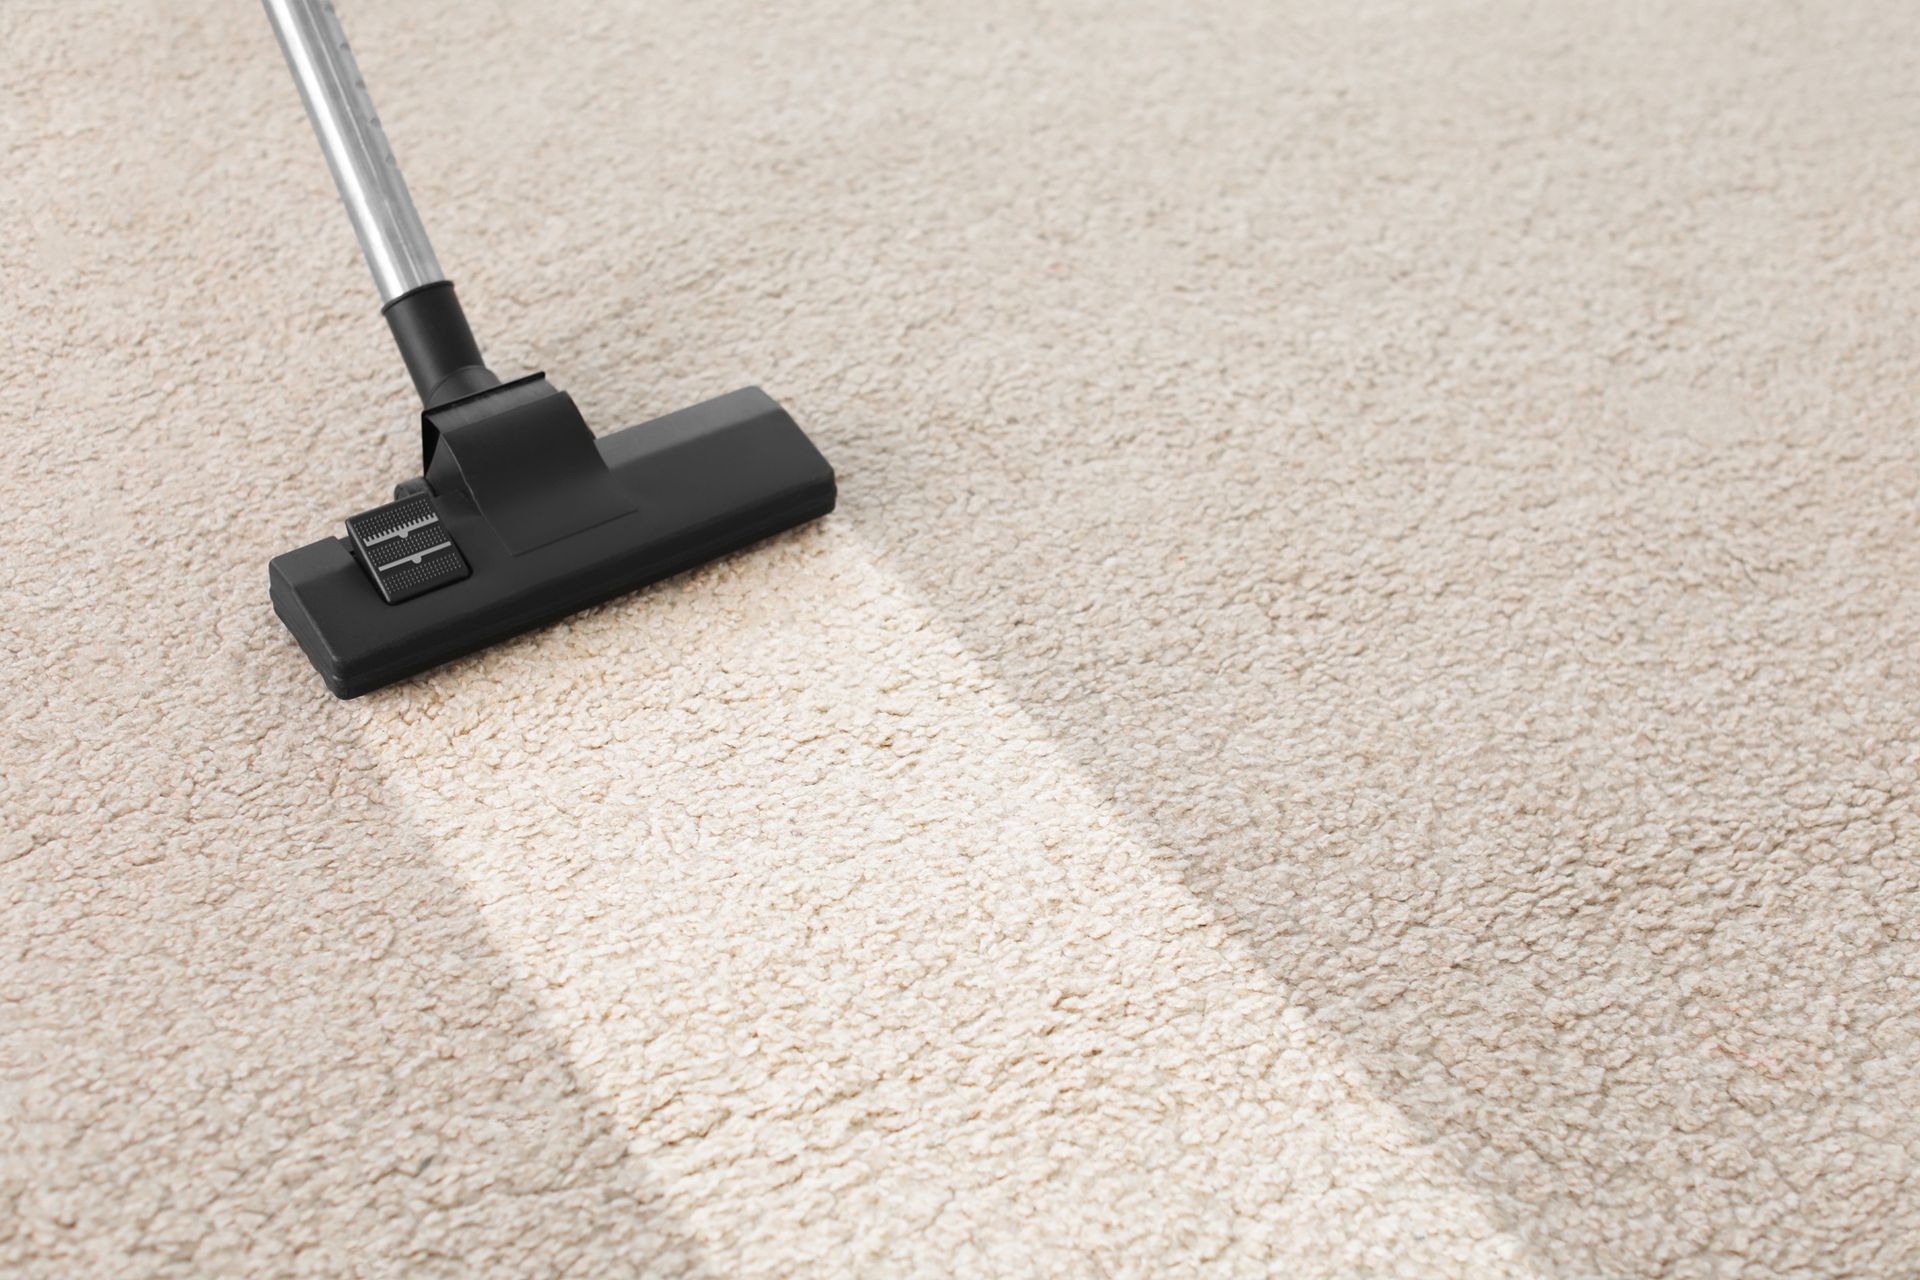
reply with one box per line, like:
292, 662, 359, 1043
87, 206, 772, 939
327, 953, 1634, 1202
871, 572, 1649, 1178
4, 0, 1916, 1275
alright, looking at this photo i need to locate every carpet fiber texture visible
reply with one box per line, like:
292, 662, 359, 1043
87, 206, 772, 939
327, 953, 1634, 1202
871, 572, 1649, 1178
4, 0, 1917, 1275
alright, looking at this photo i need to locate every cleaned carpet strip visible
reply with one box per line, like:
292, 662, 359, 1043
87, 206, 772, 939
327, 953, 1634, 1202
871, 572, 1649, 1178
365, 527, 1540, 1277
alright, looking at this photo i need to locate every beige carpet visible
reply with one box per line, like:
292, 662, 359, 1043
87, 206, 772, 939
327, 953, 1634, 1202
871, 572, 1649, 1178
4, 0, 1917, 1275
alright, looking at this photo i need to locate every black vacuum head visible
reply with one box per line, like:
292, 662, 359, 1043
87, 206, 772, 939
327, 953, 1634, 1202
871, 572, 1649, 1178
256, 4, 836, 698
270, 372, 834, 698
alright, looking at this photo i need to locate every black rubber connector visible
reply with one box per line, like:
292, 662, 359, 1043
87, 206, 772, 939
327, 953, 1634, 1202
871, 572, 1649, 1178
382, 280, 501, 408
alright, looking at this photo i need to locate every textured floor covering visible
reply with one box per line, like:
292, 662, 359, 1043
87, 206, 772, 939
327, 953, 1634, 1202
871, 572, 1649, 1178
3, 0, 1917, 1275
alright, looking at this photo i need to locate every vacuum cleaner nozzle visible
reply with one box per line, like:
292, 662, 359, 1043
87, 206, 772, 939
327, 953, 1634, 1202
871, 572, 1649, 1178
270, 362, 834, 698
259, 2, 834, 697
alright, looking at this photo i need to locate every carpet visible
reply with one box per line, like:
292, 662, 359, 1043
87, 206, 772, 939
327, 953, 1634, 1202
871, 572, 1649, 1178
3, 0, 1916, 1275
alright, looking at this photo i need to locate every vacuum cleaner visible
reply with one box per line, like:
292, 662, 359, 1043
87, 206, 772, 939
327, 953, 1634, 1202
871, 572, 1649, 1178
260, 0, 836, 698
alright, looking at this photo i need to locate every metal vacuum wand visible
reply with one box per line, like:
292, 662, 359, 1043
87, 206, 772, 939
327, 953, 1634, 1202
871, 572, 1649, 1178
262, 0, 496, 406
261, 0, 442, 303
